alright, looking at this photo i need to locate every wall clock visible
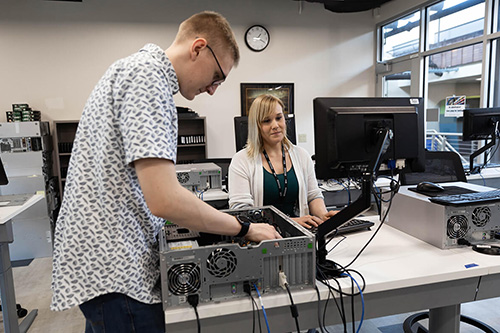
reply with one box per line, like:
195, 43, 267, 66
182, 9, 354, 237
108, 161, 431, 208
245, 25, 270, 52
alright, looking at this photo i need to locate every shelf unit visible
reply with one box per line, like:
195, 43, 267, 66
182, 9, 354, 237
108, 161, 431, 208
52, 117, 207, 200
177, 116, 207, 163
53, 120, 79, 201
0, 121, 58, 260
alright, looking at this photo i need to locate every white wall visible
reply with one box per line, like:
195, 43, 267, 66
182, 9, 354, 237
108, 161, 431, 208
0, 0, 377, 157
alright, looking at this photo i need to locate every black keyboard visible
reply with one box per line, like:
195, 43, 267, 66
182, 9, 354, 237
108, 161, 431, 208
429, 190, 500, 206
311, 218, 374, 235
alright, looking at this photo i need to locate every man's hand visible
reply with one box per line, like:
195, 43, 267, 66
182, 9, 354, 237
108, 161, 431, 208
292, 215, 324, 229
245, 223, 282, 242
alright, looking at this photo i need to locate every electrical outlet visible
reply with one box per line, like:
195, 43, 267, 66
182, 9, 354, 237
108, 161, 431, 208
298, 134, 307, 143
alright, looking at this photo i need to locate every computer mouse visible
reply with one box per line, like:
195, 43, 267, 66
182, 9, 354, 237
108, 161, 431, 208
416, 181, 445, 193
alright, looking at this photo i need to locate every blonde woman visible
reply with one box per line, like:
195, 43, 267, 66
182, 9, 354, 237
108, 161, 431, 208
229, 94, 336, 229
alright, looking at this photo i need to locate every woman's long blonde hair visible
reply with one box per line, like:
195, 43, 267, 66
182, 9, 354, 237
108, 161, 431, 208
246, 94, 292, 158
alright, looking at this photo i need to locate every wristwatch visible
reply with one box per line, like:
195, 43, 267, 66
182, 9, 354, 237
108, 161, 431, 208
235, 215, 251, 238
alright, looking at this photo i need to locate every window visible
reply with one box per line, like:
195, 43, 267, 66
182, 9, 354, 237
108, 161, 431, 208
381, 11, 420, 61
427, 0, 485, 51
377, 0, 495, 171
426, 44, 482, 159
383, 71, 412, 97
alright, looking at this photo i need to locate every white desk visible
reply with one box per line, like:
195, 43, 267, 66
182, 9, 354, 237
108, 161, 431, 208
0, 194, 44, 333
164, 215, 500, 332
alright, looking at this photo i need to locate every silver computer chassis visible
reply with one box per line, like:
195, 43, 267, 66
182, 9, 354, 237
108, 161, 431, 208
386, 183, 500, 249
159, 206, 316, 309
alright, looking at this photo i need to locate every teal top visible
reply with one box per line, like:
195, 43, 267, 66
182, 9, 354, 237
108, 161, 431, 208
263, 165, 299, 217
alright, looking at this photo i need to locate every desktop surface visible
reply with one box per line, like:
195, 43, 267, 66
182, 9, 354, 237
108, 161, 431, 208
164, 212, 500, 332
0, 193, 33, 207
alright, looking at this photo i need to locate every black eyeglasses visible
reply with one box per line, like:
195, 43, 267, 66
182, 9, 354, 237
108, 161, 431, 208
206, 45, 226, 86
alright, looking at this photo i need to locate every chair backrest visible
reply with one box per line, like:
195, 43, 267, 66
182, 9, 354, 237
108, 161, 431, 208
234, 114, 297, 152
400, 150, 467, 185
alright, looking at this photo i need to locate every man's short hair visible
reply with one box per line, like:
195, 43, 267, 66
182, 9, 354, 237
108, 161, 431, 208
177, 11, 240, 66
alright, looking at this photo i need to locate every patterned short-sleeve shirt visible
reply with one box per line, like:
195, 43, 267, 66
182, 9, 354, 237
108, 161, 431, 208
51, 44, 179, 311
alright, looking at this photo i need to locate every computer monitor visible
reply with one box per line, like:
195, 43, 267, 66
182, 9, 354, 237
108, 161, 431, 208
462, 107, 500, 172
0, 156, 8, 186
462, 107, 500, 140
234, 114, 297, 152
313, 97, 425, 179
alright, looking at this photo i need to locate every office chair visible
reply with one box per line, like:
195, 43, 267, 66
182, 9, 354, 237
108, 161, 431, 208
399, 151, 497, 332
233, 115, 297, 152
400, 150, 467, 186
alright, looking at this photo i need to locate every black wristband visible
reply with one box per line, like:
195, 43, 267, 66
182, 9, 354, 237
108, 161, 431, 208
235, 215, 251, 238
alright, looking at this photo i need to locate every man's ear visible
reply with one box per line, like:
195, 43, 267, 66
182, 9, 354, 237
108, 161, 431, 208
190, 38, 208, 60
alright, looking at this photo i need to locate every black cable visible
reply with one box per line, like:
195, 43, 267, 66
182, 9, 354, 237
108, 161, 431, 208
317, 268, 368, 333
314, 285, 327, 333
350, 278, 355, 333
187, 295, 201, 333
327, 265, 367, 297
246, 283, 262, 333
318, 271, 347, 332
284, 283, 301, 332
458, 238, 500, 255
344, 269, 366, 296
317, 269, 342, 332
320, 176, 398, 274
331, 278, 347, 333
342, 179, 397, 270
250, 292, 256, 333
252, 295, 262, 333
324, 233, 346, 252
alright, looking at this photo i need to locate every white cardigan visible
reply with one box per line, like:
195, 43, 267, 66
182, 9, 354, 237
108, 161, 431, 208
228, 145, 324, 216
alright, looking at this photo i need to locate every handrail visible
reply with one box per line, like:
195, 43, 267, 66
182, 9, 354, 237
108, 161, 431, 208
425, 130, 475, 165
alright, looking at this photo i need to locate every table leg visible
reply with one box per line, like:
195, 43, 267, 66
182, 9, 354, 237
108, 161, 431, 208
429, 304, 460, 333
0, 242, 20, 333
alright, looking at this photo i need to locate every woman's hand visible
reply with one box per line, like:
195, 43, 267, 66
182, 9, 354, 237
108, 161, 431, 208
320, 210, 338, 222
292, 215, 324, 229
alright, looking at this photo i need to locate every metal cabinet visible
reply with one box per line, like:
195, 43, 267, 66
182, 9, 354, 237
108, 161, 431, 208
0, 121, 59, 260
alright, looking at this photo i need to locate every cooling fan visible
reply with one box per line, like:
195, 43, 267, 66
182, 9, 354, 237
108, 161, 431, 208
206, 248, 237, 278
447, 215, 468, 239
167, 263, 201, 295
177, 172, 190, 184
472, 206, 491, 227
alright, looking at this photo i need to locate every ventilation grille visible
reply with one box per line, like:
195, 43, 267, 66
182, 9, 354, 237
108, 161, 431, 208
447, 215, 468, 239
177, 172, 190, 184
472, 206, 491, 227
167, 263, 201, 295
206, 248, 237, 278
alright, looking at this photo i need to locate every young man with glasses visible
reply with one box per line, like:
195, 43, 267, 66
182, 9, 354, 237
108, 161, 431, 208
51, 11, 280, 332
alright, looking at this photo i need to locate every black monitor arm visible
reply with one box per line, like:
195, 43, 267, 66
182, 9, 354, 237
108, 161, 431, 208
469, 136, 497, 174
469, 119, 500, 174
316, 128, 392, 280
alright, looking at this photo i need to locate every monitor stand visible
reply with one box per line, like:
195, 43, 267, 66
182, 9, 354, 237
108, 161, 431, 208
469, 135, 495, 174
316, 128, 392, 280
